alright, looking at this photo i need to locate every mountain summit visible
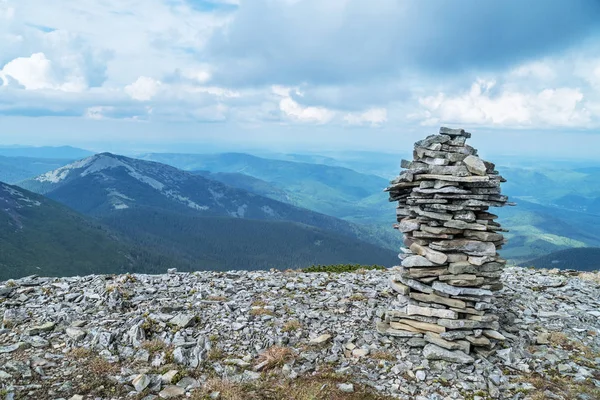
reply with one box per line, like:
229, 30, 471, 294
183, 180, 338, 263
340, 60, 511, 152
23, 152, 352, 223
20, 154, 398, 270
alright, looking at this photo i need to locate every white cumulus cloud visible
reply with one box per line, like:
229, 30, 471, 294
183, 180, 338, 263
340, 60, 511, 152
0, 52, 86, 92
416, 78, 592, 128
273, 85, 335, 124
125, 76, 162, 101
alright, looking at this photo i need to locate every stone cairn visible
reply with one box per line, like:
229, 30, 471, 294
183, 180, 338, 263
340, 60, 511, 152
376, 127, 514, 360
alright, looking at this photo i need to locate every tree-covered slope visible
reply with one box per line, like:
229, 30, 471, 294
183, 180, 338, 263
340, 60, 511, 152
522, 247, 600, 271
0, 182, 179, 280
101, 207, 398, 271
16, 154, 399, 273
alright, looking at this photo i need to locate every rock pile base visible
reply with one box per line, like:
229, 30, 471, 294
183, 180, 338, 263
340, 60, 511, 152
377, 127, 514, 359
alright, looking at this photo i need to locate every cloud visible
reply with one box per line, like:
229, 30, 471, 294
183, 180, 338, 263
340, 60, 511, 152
1, 53, 55, 90
0, 52, 89, 92
0, 2, 14, 20
84, 106, 151, 120
273, 86, 335, 124
416, 78, 592, 128
125, 76, 162, 101
510, 61, 557, 81
206, 0, 600, 86
2, 0, 600, 152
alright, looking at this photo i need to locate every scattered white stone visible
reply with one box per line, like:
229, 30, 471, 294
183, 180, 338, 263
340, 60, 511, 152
65, 327, 86, 341
159, 386, 185, 399
133, 374, 151, 392
337, 383, 354, 393
309, 334, 331, 345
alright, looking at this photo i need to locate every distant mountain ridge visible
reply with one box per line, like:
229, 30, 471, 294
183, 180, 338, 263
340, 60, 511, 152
21, 153, 375, 231
138, 152, 388, 202
139, 152, 401, 249
18, 153, 398, 273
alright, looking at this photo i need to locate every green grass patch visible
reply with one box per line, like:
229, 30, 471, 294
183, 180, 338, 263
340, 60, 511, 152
301, 264, 386, 273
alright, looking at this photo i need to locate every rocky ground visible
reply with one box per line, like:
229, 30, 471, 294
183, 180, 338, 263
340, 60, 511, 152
1, 266, 599, 400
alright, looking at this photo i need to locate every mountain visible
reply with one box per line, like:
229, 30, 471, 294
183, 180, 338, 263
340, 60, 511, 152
0, 145, 94, 159
194, 170, 292, 204
258, 150, 409, 179
139, 152, 401, 250
138, 152, 394, 220
0, 181, 181, 280
20, 153, 398, 270
21, 153, 377, 230
0, 155, 75, 184
100, 209, 398, 270
523, 248, 600, 271
496, 198, 600, 262
139, 152, 600, 262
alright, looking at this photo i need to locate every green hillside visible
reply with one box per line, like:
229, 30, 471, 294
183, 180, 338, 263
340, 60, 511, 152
0, 182, 178, 280
101, 207, 398, 270
13, 154, 400, 277
523, 248, 600, 271
140, 152, 395, 223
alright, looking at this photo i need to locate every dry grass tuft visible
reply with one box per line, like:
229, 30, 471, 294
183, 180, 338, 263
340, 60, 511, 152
87, 356, 119, 376
251, 299, 267, 307
207, 295, 229, 301
141, 339, 169, 353
520, 373, 600, 400
191, 373, 396, 400
66, 348, 124, 396
579, 271, 600, 285
207, 347, 225, 361
282, 319, 302, 333
249, 307, 275, 317
197, 378, 247, 400
548, 332, 570, 347
370, 351, 396, 361
348, 293, 367, 301
256, 346, 295, 370
547, 332, 596, 358
69, 347, 94, 360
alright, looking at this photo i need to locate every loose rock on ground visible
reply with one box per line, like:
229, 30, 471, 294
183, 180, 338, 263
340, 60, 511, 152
0, 267, 599, 399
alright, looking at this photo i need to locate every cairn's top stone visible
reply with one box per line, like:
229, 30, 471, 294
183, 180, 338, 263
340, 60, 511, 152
439, 127, 471, 137
378, 127, 514, 356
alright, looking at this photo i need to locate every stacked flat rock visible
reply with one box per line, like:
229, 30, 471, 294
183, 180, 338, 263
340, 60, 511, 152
377, 127, 515, 357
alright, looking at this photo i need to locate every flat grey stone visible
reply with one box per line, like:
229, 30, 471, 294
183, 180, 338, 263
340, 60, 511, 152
66, 327, 86, 341
401, 255, 436, 268
159, 386, 185, 399
463, 155, 487, 176
169, 313, 197, 328
132, 374, 151, 392
423, 344, 474, 364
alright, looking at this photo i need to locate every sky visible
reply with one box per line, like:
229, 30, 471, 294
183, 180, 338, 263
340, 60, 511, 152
1, 0, 600, 158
